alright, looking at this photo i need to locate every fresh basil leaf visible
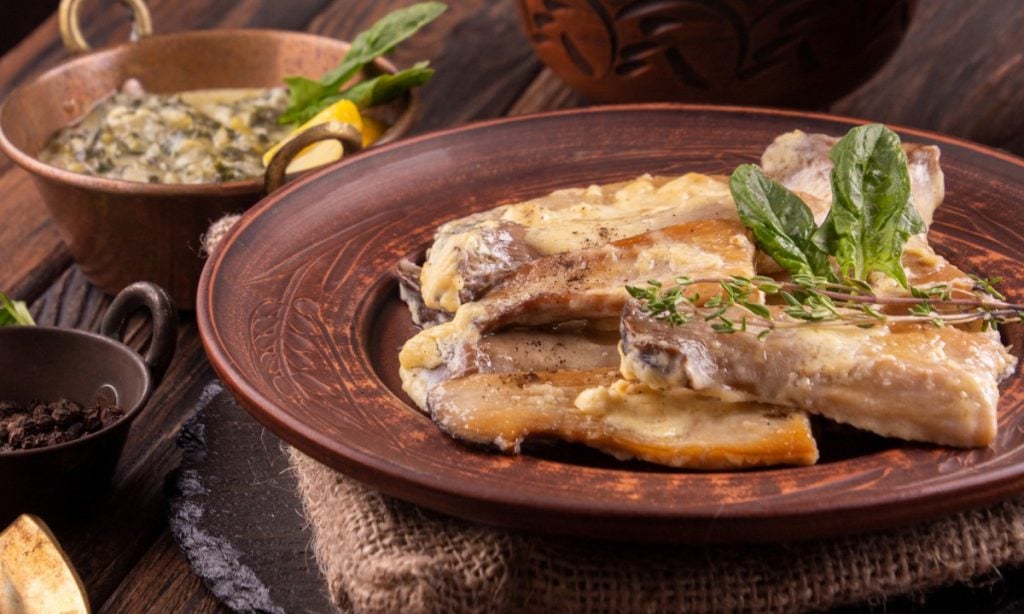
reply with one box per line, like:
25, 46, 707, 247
279, 76, 328, 125
813, 123, 925, 286
282, 62, 434, 125
0, 291, 34, 326
323, 3, 445, 89
337, 62, 434, 108
730, 164, 830, 277
280, 2, 446, 125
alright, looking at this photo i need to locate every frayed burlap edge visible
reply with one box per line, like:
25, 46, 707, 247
288, 447, 1024, 614
200, 214, 242, 257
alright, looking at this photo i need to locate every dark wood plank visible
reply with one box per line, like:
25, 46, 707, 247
99, 533, 226, 614
833, 0, 1024, 155
0, 0, 324, 177
8, 0, 1023, 610
0, 0, 333, 100
507, 67, 582, 116
0, 168, 69, 299
0, 2, 329, 181
30, 266, 108, 330
30, 268, 218, 609
59, 328, 215, 610
1, 2, 548, 610
28, 268, 228, 614
0, 0, 335, 299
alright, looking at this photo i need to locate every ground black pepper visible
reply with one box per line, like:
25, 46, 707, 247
0, 398, 123, 451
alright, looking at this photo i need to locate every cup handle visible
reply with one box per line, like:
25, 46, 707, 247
59, 0, 154, 53
264, 120, 363, 193
101, 282, 177, 386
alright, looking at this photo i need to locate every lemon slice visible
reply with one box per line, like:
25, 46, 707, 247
0, 515, 89, 614
263, 99, 382, 174
361, 115, 387, 146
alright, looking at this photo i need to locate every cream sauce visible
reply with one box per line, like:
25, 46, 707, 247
40, 82, 290, 184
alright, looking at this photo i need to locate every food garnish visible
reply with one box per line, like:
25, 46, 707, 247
730, 163, 830, 278
40, 4, 444, 185
0, 291, 34, 327
397, 124, 1018, 467
627, 274, 1024, 338
618, 297, 1013, 448
261, 99, 380, 173
629, 124, 1023, 337
815, 123, 926, 286
278, 2, 446, 126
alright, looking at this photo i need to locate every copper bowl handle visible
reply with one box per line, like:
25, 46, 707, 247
59, 0, 154, 53
264, 121, 363, 194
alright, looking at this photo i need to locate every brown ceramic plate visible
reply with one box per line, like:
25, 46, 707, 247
198, 105, 1024, 543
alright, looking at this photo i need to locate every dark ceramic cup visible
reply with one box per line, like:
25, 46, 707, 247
0, 282, 176, 523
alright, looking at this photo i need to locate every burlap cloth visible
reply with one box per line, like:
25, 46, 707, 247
287, 447, 1024, 614
203, 217, 1024, 613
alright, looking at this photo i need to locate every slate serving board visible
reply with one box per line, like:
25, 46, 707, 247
167, 382, 335, 613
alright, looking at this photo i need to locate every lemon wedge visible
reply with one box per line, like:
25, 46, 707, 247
361, 115, 387, 146
263, 99, 382, 174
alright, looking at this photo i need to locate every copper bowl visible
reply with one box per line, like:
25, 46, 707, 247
0, 26, 416, 310
0, 282, 176, 525
516, 0, 915, 108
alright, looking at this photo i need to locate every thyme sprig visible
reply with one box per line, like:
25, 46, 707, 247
628, 124, 1020, 339
626, 275, 1024, 339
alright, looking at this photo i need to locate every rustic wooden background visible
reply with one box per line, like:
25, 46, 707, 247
1, 0, 1023, 611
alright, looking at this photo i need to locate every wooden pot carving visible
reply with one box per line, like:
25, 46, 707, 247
517, 0, 915, 108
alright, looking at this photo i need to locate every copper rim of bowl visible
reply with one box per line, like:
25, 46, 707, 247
0, 326, 152, 459
0, 28, 419, 197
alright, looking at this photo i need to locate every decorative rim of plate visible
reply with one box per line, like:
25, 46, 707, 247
197, 104, 1024, 542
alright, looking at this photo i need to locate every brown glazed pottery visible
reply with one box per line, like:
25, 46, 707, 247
0, 29, 416, 310
0, 282, 176, 524
516, 0, 915, 108
198, 105, 1024, 543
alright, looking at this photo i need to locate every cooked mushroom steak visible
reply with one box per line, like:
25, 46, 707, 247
428, 370, 818, 469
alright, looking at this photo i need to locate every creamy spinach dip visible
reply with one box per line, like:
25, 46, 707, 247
39, 81, 291, 184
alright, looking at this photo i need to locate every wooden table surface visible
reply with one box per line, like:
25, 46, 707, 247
2, 1, 1024, 611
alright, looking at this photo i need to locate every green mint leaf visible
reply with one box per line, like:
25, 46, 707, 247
730, 164, 830, 277
0, 291, 34, 326
279, 76, 328, 125
322, 3, 445, 90
337, 62, 434, 108
280, 2, 446, 126
813, 124, 925, 287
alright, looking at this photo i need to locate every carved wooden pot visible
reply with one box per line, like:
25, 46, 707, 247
516, 0, 915, 108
